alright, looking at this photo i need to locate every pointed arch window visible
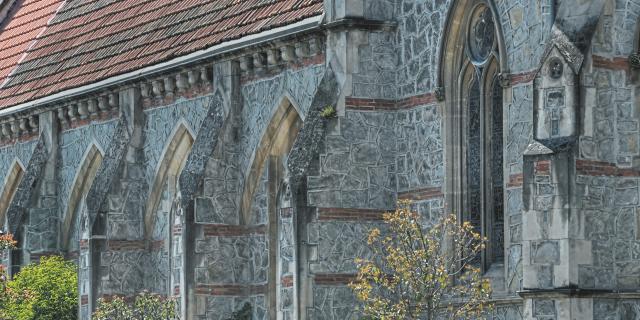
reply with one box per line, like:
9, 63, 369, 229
444, 1, 505, 272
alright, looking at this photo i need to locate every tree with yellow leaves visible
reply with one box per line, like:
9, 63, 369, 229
349, 201, 493, 320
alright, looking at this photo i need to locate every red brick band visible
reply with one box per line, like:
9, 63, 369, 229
81, 295, 89, 305
535, 160, 551, 175
195, 284, 267, 296
345, 92, 438, 111
281, 275, 294, 288
202, 224, 266, 237
509, 70, 537, 85
592, 55, 629, 71
398, 187, 443, 201
106, 240, 164, 251
313, 273, 357, 285
317, 208, 385, 221
576, 159, 640, 177
507, 173, 524, 188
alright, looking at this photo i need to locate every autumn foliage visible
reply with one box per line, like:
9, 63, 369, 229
350, 201, 493, 320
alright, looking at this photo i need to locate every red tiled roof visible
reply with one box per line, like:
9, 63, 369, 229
0, 0, 63, 89
0, 0, 324, 108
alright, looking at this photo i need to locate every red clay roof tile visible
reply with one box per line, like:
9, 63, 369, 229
0, 0, 323, 108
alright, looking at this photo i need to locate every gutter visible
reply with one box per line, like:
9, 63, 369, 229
0, 14, 324, 117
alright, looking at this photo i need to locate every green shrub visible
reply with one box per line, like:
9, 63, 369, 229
0, 255, 78, 320
93, 291, 178, 320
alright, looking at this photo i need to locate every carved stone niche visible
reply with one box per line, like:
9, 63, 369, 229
533, 46, 580, 141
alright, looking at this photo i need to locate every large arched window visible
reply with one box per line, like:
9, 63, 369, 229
442, 0, 505, 274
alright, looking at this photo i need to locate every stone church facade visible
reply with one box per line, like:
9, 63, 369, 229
0, 0, 636, 319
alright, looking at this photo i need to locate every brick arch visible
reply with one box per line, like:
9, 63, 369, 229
240, 97, 302, 225
0, 159, 25, 230
144, 121, 194, 239
62, 143, 104, 251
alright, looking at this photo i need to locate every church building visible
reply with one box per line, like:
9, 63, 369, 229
0, 0, 635, 319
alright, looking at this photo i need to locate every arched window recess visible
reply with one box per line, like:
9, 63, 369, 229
441, 0, 506, 276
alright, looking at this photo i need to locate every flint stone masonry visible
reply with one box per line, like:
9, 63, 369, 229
309, 104, 443, 209
58, 121, 117, 221
202, 65, 324, 224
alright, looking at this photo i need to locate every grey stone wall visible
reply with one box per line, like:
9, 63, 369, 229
506, 84, 534, 293
0, 141, 36, 186
58, 121, 117, 223
495, 0, 549, 73
143, 96, 210, 187
593, 299, 640, 320
394, 0, 449, 98
200, 65, 324, 224
308, 104, 443, 209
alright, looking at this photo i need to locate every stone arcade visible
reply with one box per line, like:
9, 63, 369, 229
0, 0, 637, 319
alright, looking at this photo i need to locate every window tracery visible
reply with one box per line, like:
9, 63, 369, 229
458, 2, 504, 271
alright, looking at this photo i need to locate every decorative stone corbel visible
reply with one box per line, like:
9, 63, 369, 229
434, 87, 445, 102
309, 37, 322, 55
498, 73, 511, 88
253, 52, 266, 70
29, 116, 38, 134
188, 69, 200, 88
87, 99, 99, 119
629, 52, 640, 69
281, 45, 296, 62
151, 80, 164, 98
239, 55, 253, 72
77, 101, 89, 120
295, 41, 310, 58
57, 107, 69, 129
164, 77, 176, 97
9, 118, 19, 138
67, 105, 78, 122
18, 118, 28, 135
266, 48, 279, 67
140, 83, 151, 99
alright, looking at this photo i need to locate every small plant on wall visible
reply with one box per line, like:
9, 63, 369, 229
350, 201, 493, 320
320, 105, 337, 119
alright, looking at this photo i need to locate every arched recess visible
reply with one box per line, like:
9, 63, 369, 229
62, 144, 104, 251
144, 122, 195, 239
440, 0, 507, 277
241, 98, 303, 224
241, 97, 302, 319
0, 160, 25, 229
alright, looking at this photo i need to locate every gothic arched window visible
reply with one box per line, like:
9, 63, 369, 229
442, 1, 505, 274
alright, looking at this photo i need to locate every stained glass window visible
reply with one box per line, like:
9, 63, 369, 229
461, 3, 504, 269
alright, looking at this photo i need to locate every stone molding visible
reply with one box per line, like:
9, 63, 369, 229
592, 55, 630, 71
345, 92, 439, 111
313, 273, 357, 286
195, 284, 267, 296
576, 159, 640, 177
316, 207, 386, 221
397, 187, 444, 201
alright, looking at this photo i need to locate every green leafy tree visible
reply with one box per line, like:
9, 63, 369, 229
93, 291, 178, 320
350, 201, 493, 320
0, 255, 78, 320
